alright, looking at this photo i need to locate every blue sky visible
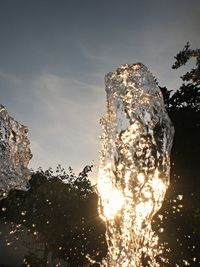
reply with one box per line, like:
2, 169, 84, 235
0, 0, 199, 180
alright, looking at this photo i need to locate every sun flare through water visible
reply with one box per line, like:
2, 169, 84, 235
98, 63, 174, 267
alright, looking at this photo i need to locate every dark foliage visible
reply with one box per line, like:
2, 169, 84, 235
160, 84, 200, 111
172, 42, 200, 85
158, 47, 200, 266
0, 165, 107, 266
154, 106, 200, 266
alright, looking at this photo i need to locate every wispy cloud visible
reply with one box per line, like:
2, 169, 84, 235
27, 71, 104, 173
0, 71, 21, 85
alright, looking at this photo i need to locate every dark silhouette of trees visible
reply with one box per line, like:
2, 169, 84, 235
172, 42, 200, 85
0, 165, 107, 267
158, 43, 200, 266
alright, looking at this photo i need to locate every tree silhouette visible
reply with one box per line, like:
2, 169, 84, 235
158, 43, 200, 266
172, 42, 200, 85
0, 165, 107, 267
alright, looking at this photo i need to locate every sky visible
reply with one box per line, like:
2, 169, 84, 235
0, 0, 199, 181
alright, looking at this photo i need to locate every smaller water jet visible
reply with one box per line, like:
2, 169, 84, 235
0, 104, 32, 198
98, 63, 174, 267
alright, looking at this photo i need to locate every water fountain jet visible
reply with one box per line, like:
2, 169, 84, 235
98, 63, 174, 267
0, 104, 32, 199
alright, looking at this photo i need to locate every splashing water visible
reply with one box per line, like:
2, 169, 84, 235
0, 104, 32, 198
98, 63, 174, 267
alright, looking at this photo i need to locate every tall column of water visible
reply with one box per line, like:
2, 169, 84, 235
98, 63, 174, 267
